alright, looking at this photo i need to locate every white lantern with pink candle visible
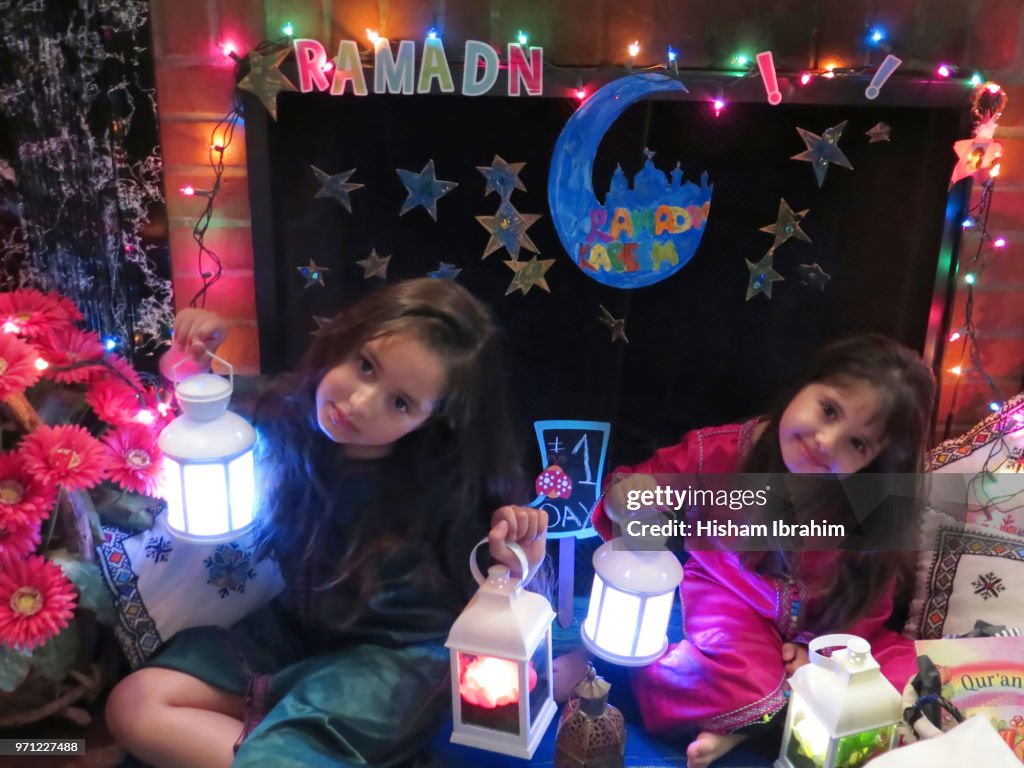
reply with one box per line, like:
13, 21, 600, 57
445, 539, 556, 759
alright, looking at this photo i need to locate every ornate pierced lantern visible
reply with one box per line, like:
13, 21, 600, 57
445, 540, 557, 759
776, 634, 902, 768
581, 540, 683, 666
555, 663, 626, 768
158, 353, 256, 541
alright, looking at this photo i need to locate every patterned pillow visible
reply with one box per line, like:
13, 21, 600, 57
906, 392, 1024, 639
97, 505, 284, 668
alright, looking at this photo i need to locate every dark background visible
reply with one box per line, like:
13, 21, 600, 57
248, 86, 963, 469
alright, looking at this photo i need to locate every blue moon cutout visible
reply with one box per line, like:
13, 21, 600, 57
547, 74, 713, 289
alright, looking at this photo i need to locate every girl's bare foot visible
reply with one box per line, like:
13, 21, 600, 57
686, 731, 748, 768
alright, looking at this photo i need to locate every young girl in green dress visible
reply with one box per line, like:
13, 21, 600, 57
106, 278, 547, 768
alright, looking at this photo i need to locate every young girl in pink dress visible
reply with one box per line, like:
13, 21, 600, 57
591, 334, 935, 768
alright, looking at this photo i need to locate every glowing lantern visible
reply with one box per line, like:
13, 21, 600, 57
776, 634, 901, 768
157, 353, 256, 541
581, 540, 682, 666
446, 540, 556, 759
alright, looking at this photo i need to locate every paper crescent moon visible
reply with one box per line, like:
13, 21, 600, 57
548, 74, 713, 289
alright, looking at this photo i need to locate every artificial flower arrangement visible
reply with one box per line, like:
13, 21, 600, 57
0, 288, 172, 726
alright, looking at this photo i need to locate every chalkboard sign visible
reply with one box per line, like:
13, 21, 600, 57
530, 420, 611, 540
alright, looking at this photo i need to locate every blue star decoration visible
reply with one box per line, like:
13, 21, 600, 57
236, 46, 298, 121
745, 252, 784, 300
798, 262, 831, 291
792, 120, 853, 187
760, 199, 811, 252
476, 200, 542, 260
427, 261, 462, 280
355, 248, 391, 279
311, 165, 364, 213
396, 160, 458, 221
476, 155, 527, 201
505, 256, 555, 296
297, 259, 329, 288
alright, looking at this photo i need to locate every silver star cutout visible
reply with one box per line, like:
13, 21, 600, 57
745, 252, 784, 300
865, 122, 891, 143
355, 249, 391, 279
760, 199, 812, 252
311, 166, 364, 212
477, 155, 527, 200
237, 47, 298, 121
598, 305, 629, 343
792, 121, 853, 187
798, 263, 831, 291
427, 262, 462, 280
297, 259, 329, 288
397, 160, 458, 221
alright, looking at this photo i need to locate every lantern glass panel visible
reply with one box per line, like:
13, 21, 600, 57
183, 463, 229, 536
527, 642, 549, 725
785, 695, 830, 768
163, 458, 185, 531
833, 724, 896, 767
228, 451, 255, 529
595, 582, 641, 657
456, 651, 523, 734
637, 589, 675, 657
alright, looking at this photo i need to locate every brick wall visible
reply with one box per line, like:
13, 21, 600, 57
149, 0, 1024, 437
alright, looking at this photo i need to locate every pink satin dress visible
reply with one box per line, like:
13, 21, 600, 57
591, 421, 918, 735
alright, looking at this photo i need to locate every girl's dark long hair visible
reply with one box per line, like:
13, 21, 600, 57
739, 334, 935, 633
250, 279, 524, 619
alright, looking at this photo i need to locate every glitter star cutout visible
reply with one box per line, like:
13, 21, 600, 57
865, 122, 891, 143
792, 121, 853, 187
476, 200, 541, 260
745, 253, 784, 301
598, 305, 629, 343
396, 160, 458, 221
760, 199, 811, 252
355, 249, 391, 279
798, 263, 831, 291
236, 47, 298, 121
504, 256, 555, 296
311, 166, 364, 213
477, 155, 527, 200
297, 259, 329, 289
427, 262, 462, 280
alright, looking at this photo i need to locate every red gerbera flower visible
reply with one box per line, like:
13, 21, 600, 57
0, 333, 42, 400
19, 425, 108, 492
0, 517, 41, 566
0, 453, 55, 531
37, 327, 106, 384
103, 424, 164, 496
101, 353, 145, 391
85, 377, 143, 426
0, 289, 78, 340
0, 555, 77, 650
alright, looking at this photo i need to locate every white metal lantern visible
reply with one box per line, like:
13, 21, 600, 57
581, 539, 683, 666
446, 539, 557, 759
157, 353, 256, 542
776, 634, 902, 768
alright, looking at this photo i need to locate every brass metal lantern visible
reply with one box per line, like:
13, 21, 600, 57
555, 663, 626, 768
776, 634, 902, 768
446, 539, 557, 759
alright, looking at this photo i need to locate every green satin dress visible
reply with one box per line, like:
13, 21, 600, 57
149, 461, 473, 767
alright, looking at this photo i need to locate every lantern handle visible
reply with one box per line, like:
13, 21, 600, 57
808, 633, 866, 674
172, 350, 234, 392
469, 538, 530, 589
